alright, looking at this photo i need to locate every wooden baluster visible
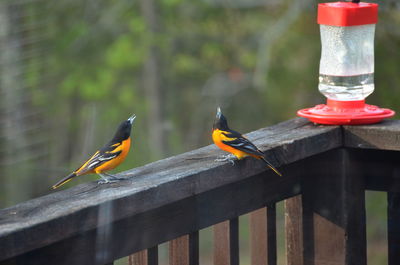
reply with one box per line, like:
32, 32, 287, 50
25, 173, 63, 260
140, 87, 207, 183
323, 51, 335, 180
266, 205, 277, 265
129, 250, 147, 265
169, 232, 199, 265
251, 208, 267, 265
214, 218, 239, 265
285, 195, 303, 265
250, 205, 277, 265
129, 247, 158, 265
388, 192, 400, 265
189, 232, 199, 265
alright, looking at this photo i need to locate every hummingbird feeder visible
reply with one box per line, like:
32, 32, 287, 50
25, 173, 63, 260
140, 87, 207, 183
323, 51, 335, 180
297, 1, 395, 125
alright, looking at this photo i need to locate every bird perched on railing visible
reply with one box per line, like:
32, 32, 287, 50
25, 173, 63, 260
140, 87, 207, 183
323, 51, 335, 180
212, 107, 282, 176
52, 114, 136, 189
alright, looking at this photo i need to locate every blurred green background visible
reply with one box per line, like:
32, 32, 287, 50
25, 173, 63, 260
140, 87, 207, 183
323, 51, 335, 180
0, 0, 398, 264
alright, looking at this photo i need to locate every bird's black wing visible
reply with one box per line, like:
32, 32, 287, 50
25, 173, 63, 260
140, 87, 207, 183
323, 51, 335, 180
75, 142, 122, 175
222, 130, 264, 157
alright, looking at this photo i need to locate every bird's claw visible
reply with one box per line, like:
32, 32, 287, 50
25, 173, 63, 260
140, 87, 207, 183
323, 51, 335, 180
97, 174, 125, 185
97, 178, 119, 185
214, 154, 236, 166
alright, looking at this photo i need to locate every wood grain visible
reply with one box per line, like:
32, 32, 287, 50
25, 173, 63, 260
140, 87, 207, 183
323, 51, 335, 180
250, 208, 267, 265
250, 205, 277, 265
169, 235, 189, 265
129, 250, 148, 265
214, 219, 239, 265
128, 247, 158, 265
343, 120, 400, 151
285, 195, 303, 265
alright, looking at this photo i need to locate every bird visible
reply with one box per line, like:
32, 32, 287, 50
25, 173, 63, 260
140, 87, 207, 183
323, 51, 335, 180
51, 114, 136, 189
212, 107, 282, 176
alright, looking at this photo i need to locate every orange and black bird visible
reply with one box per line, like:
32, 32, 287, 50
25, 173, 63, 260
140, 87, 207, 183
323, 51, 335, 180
52, 114, 136, 189
212, 107, 282, 176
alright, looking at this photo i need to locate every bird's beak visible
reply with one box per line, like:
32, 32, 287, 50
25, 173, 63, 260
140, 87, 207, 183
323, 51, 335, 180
216, 107, 222, 119
128, 114, 136, 124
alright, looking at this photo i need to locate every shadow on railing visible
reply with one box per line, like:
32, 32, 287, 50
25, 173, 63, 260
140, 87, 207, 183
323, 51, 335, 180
1, 118, 399, 265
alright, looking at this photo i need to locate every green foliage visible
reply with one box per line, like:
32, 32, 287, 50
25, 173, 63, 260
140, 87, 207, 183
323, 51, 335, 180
1, 3, 399, 263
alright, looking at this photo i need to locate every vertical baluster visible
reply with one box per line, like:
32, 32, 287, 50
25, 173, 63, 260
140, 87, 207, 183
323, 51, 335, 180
285, 195, 303, 265
250, 205, 277, 265
129, 250, 147, 265
388, 192, 400, 265
148, 247, 158, 265
214, 218, 239, 265
129, 246, 158, 265
266, 204, 277, 265
251, 208, 267, 265
189, 231, 199, 265
169, 232, 199, 265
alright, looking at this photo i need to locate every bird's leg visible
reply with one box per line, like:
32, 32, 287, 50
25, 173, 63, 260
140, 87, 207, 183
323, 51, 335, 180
97, 173, 111, 184
214, 154, 236, 165
97, 173, 122, 184
103, 172, 125, 180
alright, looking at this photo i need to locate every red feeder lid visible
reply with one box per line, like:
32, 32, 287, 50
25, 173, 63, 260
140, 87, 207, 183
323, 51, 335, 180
318, 2, 378, 26
297, 99, 395, 125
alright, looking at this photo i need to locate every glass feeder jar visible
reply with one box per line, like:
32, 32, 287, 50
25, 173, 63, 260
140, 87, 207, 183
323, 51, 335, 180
318, 2, 376, 101
297, 1, 395, 125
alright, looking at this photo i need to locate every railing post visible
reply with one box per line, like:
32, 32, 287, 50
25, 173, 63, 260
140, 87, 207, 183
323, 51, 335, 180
301, 148, 367, 265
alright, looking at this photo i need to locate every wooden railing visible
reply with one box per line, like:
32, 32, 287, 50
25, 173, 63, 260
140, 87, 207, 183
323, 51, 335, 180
0, 118, 399, 265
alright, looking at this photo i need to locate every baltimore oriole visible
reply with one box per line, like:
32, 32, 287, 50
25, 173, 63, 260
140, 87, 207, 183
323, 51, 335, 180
212, 107, 282, 176
52, 114, 136, 189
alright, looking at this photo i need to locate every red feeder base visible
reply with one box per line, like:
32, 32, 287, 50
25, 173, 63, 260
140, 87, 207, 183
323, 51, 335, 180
297, 99, 395, 125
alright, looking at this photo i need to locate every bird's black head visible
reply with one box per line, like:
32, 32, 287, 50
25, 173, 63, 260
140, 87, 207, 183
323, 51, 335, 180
112, 114, 136, 142
213, 107, 229, 131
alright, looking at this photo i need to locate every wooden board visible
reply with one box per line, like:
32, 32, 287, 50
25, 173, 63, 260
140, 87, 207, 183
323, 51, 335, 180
2, 117, 400, 264
343, 149, 400, 192
0, 157, 310, 265
0, 118, 341, 263
343, 120, 400, 151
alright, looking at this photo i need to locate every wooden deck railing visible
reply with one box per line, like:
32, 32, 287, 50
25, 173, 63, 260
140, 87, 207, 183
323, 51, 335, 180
0, 118, 399, 265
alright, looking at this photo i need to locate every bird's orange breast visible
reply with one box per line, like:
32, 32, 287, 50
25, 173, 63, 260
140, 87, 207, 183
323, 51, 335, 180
212, 129, 248, 159
95, 138, 131, 173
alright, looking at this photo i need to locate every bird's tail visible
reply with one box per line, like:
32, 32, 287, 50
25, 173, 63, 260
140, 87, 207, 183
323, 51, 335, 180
261, 156, 282, 177
52, 172, 77, 190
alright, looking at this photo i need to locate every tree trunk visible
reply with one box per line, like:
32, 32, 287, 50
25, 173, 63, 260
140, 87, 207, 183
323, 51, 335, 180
139, 0, 167, 159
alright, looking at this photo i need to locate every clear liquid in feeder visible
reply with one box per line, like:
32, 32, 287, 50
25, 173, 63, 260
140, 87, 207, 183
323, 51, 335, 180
318, 24, 375, 101
297, 2, 395, 125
